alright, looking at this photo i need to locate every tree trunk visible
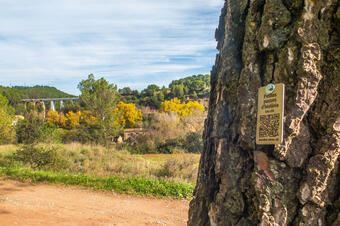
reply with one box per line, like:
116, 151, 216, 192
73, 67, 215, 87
188, 0, 340, 225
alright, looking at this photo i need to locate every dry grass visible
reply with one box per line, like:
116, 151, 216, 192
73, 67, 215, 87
0, 144, 17, 154
0, 143, 200, 184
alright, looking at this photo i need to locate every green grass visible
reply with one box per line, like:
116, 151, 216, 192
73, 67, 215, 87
0, 167, 194, 199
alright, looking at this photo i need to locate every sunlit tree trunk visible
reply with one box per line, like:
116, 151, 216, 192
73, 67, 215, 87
188, 0, 340, 225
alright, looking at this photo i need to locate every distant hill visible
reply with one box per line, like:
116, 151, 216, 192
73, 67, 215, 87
10, 86, 75, 99
0, 85, 75, 114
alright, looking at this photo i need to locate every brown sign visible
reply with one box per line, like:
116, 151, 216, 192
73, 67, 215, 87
256, 83, 285, 145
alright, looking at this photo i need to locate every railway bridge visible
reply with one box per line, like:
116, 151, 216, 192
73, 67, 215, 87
21, 97, 79, 111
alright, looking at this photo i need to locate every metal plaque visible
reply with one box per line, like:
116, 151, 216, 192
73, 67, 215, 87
256, 83, 285, 145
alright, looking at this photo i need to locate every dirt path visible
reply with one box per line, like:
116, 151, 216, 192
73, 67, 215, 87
0, 180, 189, 226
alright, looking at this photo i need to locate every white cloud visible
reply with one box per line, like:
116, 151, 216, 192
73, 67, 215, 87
0, 0, 224, 94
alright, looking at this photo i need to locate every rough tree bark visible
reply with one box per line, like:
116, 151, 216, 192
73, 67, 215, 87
188, 0, 340, 225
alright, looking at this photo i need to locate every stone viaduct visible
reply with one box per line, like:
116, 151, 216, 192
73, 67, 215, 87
21, 97, 79, 112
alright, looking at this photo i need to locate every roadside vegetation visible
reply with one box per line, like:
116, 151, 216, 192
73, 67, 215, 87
0, 73, 207, 198
0, 143, 199, 198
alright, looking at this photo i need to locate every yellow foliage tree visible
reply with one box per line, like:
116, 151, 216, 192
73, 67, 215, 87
46, 110, 67, 128
59, 112, 66, 128
46, 110, 97, 129
114, 101, 143, 128
46, 110, 59, 125
0, 109, 15, 144
80, 110, 97, 125
65, 111, 81, 129
160, 98, 204, 117
0, 94, 15, 144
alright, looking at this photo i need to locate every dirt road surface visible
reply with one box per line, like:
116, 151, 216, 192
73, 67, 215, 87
0, 180, 189, 226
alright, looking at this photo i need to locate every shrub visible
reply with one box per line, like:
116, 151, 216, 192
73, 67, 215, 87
124, 143, 156, 154
16, 112, 44, 144
182, 131, 203, 153
14, 145, 69, 171
157, 138, 183, 154
61, 124, 110, 145
16, 112, 61, 144
39, 123, 61, 144
124, 111, 205, 154
155, 157, 198, 183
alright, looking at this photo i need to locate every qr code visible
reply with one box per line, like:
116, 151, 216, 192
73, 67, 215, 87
259, 114, 280, 137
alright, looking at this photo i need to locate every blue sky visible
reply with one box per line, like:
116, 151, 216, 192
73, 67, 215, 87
0, 0, 224, 95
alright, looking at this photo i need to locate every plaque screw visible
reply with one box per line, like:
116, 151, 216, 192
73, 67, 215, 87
265, 84, 275, 94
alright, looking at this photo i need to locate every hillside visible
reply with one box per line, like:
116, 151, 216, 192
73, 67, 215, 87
0, 85, 74, 103
0, 85, 75, 114
11, 86, 74, 99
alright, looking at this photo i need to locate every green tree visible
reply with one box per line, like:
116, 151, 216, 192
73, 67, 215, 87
192, 91, 198, 99
143, 84, 160, 96
151, 91, 160, 108
158, 91, 165, 102
119, 87, 132, 95
78, 74, 121, 144
78, 74, 119, 121
184, 86, 189, 95
191, 80, 206, 90
177, 84, 185, 99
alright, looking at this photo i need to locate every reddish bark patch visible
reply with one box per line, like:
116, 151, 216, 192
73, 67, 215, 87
254, 151, 275, 181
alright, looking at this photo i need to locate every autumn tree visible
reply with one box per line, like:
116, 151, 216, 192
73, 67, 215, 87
46, 110, 60, 125
114, 101, 143, 128
79, 110, 97, 125
188, 1, 340, 226
65, 111, 81, 129
160, 98, 204, 117
0, 94, 15, 144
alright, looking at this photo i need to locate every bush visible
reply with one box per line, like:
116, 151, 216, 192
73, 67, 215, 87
155, 131, 202, 154
157, 138, 183, 154
14, 145, 69, 171
16, 112, 44, 144
124, 143, 156, 154
16, 112, 61, 144
182, 131, 203, 153
61, 124, 111, 145
39, 123, 61, 143
125, 111, 205, 154
155, 157, 198, 183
